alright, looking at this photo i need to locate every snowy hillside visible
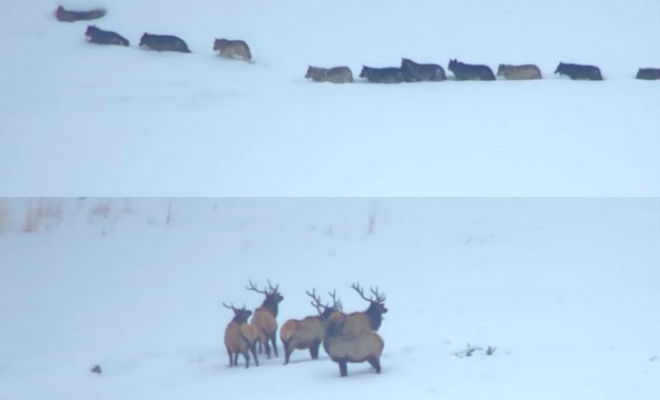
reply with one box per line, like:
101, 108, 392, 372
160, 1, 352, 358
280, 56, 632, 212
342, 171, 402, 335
0, 198, 658, 399
1, 0, 659, 196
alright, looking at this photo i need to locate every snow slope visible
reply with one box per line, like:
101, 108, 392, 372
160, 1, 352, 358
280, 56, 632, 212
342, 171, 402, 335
0, 198, 658, 399
1, 0, 659, 196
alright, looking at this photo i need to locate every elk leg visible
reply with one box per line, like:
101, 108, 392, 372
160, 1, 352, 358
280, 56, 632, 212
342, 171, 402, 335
338, 359, 348, 377
264, 339, 272, 359
270, 333, 278, 357
233, 352, 239, 366
227, 348, 233, 366
368, 356, 381, 374
283, 340, 291, 365
310, 340, 321, 359
244, 350, 250, 369
250, 343, 259, 367
257, 340, 263, 354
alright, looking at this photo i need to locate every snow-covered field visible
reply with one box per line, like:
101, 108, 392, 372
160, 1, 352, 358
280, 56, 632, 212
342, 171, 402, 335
1, 1, 658, 398
1, 0, 659, 196
0, 198, 658, 399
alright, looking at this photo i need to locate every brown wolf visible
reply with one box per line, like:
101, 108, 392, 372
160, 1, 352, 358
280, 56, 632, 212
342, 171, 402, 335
305, 66, 353, 83
213, 39, 252, 62
496, 64, 542, 80
55, 6, 106, 22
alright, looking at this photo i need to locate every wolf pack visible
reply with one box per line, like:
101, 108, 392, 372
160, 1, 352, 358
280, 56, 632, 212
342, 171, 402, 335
309, 59, 660, 83
57, 6, 251, 62
57, 5, 659, 84
223, 280, 388, 378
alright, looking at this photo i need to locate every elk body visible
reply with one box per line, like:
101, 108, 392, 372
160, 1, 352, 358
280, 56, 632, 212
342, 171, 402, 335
337, 283, 388, 336
223, 303, 259, 368
321, 283, 387, 377
323, 308, 384, 377
247, 280, 284, 358
280, 289, 342, 364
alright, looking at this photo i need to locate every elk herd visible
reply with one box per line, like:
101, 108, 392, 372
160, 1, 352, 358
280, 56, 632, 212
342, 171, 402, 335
223, 280, 387, 377
55, 5, 660, 82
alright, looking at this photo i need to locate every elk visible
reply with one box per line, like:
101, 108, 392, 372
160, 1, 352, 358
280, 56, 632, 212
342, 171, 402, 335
246, 280, 284, 358
338, 283, 388, 336
223, 303, 259, 368
323, 307, 385, 377
280, 289, 343, 364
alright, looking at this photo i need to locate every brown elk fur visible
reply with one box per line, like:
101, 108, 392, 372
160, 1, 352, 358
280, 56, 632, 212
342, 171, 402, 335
223, 304, 259, 368
280, 290, 342, 364
246, 280, 284, 358
323, 311, 384, 377
280, 317, 323, 362
252, 308, 277, 354
338, 283, 387, 336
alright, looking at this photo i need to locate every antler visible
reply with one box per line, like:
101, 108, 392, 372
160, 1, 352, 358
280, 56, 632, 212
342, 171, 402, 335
306, 288, 324, 314
370, 286, 386, 303
328, 289, 342, 311
245, 280, 268, 295
266, 279, 280, 294
222, 302, 238, 312
350, 282, 371, 302
350, 282, 385, 304
246, 279, 280, 296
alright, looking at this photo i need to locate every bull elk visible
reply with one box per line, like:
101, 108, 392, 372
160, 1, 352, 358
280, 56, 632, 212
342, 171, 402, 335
323, 308, 384, 377
280, 289, 343, 365
223, 303, 259, 368
338, 283, 388, 336
246, 280, 284, 358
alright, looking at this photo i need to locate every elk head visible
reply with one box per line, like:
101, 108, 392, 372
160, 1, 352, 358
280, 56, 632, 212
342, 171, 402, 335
307, 288, 343, 320
223, 302, 252, 324
351, 282, 387, 329
246, 279, 284, 315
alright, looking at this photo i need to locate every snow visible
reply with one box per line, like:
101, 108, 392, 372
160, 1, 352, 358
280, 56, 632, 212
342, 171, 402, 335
0, 0, 658, 397
1, 0, 659, 196
0, 198, 658, 399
